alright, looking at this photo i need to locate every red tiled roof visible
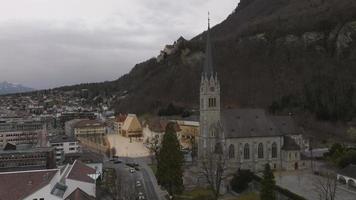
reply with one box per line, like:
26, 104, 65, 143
65, 188, 95, 200
67, 160, 96, 183
0, 169, 58, 200
116, 113, 127, 123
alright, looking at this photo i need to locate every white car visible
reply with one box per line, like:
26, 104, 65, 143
138, 192, 145, 200
136, 180, 142, 187
129, 168, 135, 173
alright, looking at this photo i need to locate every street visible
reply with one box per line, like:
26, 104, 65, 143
104, 157, 161, 200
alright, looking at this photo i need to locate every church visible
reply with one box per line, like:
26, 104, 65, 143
197, 20, 308, 172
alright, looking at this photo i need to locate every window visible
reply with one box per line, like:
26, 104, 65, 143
258, 143, 264, 159
69, 147, 75, 151
229, 144, 235, 159
272, 142, 277, 158
208, 98, 217, 107
244, 143, 250, 159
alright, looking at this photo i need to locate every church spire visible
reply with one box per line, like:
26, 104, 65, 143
203, 12, 214, 78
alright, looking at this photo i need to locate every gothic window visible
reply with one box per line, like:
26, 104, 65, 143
208, 98, 217, 107
258, 143, 264, 159
272, 142, 277, 158
244, 143, 250, 159
215, 143, 223, 154
229, 144, 235, 159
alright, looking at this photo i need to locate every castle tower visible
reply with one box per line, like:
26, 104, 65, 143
198, 16, 222, 159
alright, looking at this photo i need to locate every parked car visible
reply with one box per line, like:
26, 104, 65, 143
114, 160, 122, 164
137, 192, 145, 200
135, 180, 142, 187
129, 168, 135, 173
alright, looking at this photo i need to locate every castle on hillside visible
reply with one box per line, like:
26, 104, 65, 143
197, 19, 308, 172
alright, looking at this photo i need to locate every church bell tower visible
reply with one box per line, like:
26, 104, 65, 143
198, 15, 221, 159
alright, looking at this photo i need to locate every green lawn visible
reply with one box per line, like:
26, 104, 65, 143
235, 192, 260, 200
175, 187, 215, 200
149, 164, 157, 175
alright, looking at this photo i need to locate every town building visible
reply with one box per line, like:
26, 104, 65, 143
59, 112, 96, 128
65, 119, 84, 136
0, 118, 45, 148
197, 21, 306, 172
121, 114, 142, 137
74, 119, 108, 153
143, 118, 181, 144
0, 143, 56, 172
113, 114, 127, 135
0, 160, 100, 200
49, 135, 80, 164
74, 119, 106, 139
172, 120, 199, 149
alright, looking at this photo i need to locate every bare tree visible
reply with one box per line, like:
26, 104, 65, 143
200, 124, 227, 200
313, 172, 338, 200
146, 135, 161, 164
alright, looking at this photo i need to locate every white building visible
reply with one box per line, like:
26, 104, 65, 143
49, 135, 80, 164
0, 160, 99, 200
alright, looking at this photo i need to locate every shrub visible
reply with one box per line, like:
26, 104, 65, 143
230, 169, 253, 193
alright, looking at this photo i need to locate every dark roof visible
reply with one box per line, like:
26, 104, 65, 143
3, 142, 16, 150
65, 188, 95, 200
0, 169, 58, 200
50, 135, 77, 143
146, 118, 181, 133
221, 109, 281, 138
338, 164, 356, 179
271, 116, 299, 135
203, 21, 214, 77
74, 120, 105, 129
282, 136, 301, 151
67, 160, 96, 183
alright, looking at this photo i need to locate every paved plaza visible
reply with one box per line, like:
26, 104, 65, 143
107, 133, 150, 157
275, 170, 356, 200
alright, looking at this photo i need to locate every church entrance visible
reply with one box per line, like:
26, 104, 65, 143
294, 162, 299, 170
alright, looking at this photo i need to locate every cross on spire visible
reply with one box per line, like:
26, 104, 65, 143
208, 12, 210, 29
203, 11, 214, 78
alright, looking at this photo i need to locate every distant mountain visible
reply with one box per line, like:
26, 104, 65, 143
0, 81, 34, 95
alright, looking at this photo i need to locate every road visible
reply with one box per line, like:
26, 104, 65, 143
104, 157, 161, 200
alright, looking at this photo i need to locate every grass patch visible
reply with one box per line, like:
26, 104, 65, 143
175, 187, 215, 200
149, 164, 157, 175
236, 192, 260, 200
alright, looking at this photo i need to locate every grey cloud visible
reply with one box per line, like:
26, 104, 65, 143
0, 0, 237, 89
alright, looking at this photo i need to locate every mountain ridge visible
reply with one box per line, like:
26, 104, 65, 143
0, 81, 34, 95
24, 0, 356, 120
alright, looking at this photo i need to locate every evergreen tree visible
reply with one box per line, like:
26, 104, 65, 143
156, 122, 184, 195
260, 164, 276, 200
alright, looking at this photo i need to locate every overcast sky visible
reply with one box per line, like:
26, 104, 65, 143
0, 0, 237, 89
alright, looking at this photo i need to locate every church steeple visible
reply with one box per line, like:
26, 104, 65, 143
198, 13, 221, 159
203, 12, 214, 78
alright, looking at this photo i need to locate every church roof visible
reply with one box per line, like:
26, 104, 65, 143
203, 19, 214, 77
271, 116, 299, 135
221, 109, 282, 138
281, 136, 301, 151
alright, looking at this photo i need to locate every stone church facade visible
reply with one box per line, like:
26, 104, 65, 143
197, 21, 307, 172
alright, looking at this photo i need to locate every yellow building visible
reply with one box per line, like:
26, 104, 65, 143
121, 114, 142, 137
